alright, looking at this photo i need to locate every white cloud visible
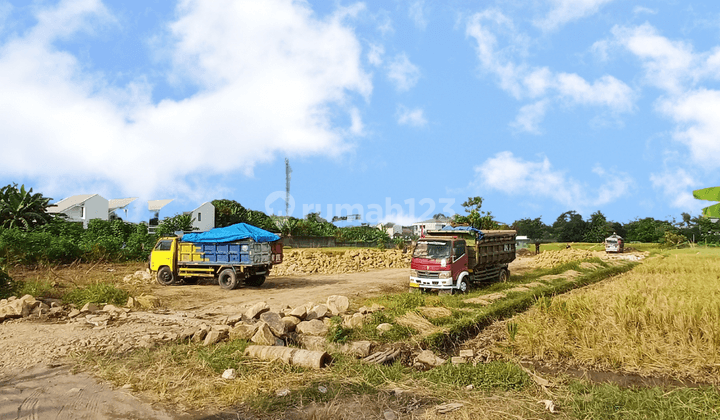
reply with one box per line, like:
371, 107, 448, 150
367, 43, 384, 66
614, 24, 720, 170
511, 100, 549, 134
397, 105, 427, 127
474, 152, 632, 208
466, 11, 634, 132
633, 6, 657, 15
408, 1, 427, 30
0, 0, 372, 200
387, 53, 420, 91
658, 90, 720, 170
650, 168, 699, 210
534, 0, 615, 32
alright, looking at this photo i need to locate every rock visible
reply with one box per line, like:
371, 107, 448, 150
86, 314, 110, 327
192, 325, 210, 342
451, 356, 466, 365
102, 304, 124, 313
415, 350, 446, 367
370, 303, 385, 312
212, 324, 231, 333
326, 295, 349, 315
226, 313, 244, 326
203, 329, 224, 346
0, 299, 28, 321
358, 306, 370, 314
343, 341, 372, 358
288, 305, 307, 319
383, 410, 397, 420
80, 302, 99, 313
251, 322, 277, 346
222, 369, 236, 380
297, 335, 327, 351
68, 309, 81, 318
342, 313, 366, 329
260, 312, 287, 337
281, 316, 301, 332
126, 297, 137, 308
459, 349, 474, 358
135, 295, 161, 309
296, 319, 329, 336
179, 327, 197, 341
306, 304, 329, 321
230, 322, 258, 340
245, 302, 270, 320
376, 323, 393, 335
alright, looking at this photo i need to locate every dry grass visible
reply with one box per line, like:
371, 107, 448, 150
508, 249, 720, 383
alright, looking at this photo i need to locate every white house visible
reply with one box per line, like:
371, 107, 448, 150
47, 194, 109, 228
412, 219, 449, 237
376, 222, 403, 238
188, 202, 215, 232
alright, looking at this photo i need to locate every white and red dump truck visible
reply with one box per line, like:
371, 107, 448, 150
409, 226, 516, 294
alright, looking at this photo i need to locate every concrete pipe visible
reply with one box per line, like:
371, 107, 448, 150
244, 345, 331, 369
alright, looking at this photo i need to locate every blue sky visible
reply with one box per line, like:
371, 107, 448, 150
1, 0, 719, 226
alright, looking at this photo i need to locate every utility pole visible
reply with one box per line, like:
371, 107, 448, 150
285, 158, 292, 217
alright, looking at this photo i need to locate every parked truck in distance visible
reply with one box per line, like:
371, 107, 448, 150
149, 223, 283, 290
409, 226, 516, 294
604, 233, 624, 253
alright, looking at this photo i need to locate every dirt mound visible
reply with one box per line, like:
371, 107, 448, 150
272, 248, 411, 276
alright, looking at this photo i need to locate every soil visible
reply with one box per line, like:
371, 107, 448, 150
0, 257, 548, 419
0, 267, 412, 419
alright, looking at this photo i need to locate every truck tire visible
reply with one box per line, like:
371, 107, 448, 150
498, 269, 509, 282
455, 278, 469, 294
245, 275, 266, 287
218, 268, 239, 290
156, 266, 175, 286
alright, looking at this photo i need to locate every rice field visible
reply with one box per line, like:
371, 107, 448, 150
508, 247, 720, 383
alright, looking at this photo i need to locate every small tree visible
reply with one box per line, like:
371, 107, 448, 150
454, 196, 499, 230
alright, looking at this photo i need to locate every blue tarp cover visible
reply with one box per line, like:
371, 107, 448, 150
181, 223, 280, 243
440, 225, 484, 240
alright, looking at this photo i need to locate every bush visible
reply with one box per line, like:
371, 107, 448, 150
62, 282, 130, 307
0, 264, 16, 299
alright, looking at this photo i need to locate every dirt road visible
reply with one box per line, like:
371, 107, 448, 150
0, 267, 411, 420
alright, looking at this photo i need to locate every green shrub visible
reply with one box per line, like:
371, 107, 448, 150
420, 362, 530, 391
0, 265, 16, 299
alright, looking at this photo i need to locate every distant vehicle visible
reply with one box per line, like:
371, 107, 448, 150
409, 226, 516, 294
149, 223, 283, 289
605, 233, 624, 253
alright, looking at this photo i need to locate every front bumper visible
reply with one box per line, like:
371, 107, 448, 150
409, 276, 455, 290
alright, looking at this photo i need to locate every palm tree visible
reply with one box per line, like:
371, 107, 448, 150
0, 184, 53, 230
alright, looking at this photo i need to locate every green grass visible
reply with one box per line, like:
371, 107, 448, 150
568, 382, 720, 419
62, 281, 130, 306
419, 361, 530, 391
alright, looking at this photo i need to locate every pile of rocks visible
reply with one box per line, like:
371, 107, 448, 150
122, 269, 153, 285
179, 295, 360, 347
0, 295, 64, 322
272, 249, 411, 276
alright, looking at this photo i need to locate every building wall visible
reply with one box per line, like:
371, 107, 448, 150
191, 202, 215, 232
83, 195, 109, 228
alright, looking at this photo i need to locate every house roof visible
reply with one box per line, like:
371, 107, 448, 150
148, 199, 173, 212
412, 219, 449, 225
109, 198, 138, 212
47, 194, 98, 213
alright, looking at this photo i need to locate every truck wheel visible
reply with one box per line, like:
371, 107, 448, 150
245, 275, 266, 287
156, 266, 175, 286
455, 279, 469, 294
218, 269, 238, 290
498, 269, 509, 283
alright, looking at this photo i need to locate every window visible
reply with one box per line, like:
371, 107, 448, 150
155, 240, 172, 251
453, 241, 466, 261
81, 206, 85, 219
197, 212, 201, 222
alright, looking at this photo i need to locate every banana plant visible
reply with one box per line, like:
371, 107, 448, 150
0, 183, 53, 230
693, 187, 720, 218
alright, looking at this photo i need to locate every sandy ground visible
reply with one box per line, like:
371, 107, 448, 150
0, 257, 542, 419
0, 267, 414, 420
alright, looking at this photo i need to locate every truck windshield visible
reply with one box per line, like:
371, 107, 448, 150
413, 241, 451, 259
